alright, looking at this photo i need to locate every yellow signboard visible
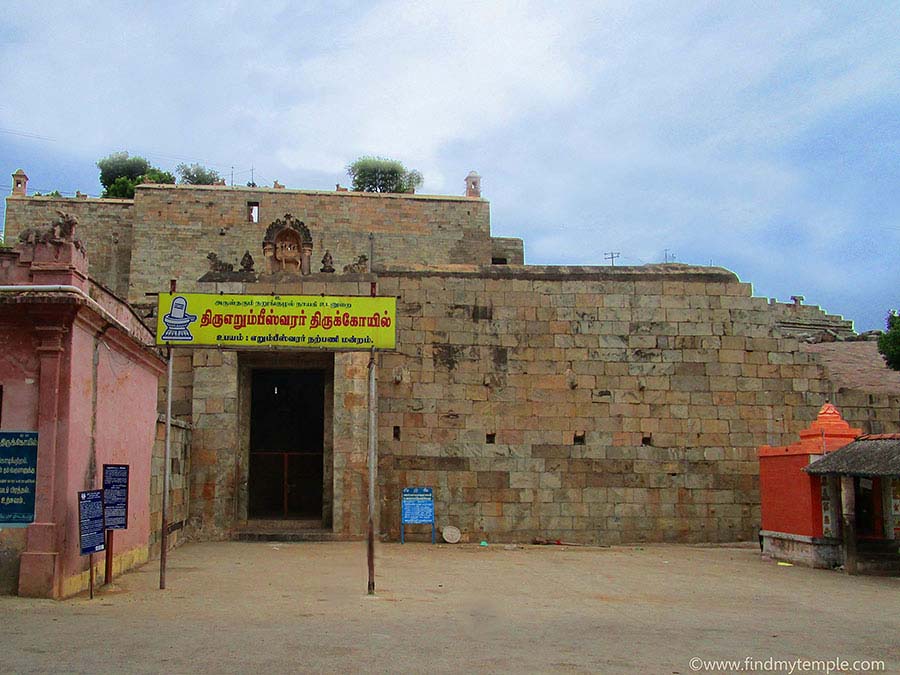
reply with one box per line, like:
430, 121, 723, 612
156, 293, 396, 350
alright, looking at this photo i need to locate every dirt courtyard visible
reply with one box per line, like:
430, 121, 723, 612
2, 541, 898, 674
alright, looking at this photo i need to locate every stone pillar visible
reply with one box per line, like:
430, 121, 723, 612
332, 352, 370, 536
840, 475, 857, 575
301, 243, 313, 276
18, 320, 68, 598
883, 478, 895, 540
826, 475, 842, 539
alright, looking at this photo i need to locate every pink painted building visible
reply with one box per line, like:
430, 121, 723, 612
0, 214, 165, 597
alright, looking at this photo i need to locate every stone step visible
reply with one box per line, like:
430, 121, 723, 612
233, 529, 352, 543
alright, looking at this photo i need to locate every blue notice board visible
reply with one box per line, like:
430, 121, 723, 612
78, 490, 106, 555
102, 464, 129, 530
0, 431, 39, 527
401, 487, 435, 544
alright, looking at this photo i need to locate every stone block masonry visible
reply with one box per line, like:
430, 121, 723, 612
127, 184, 492, 304
174, 278, 377, 538
376, 266, 900, 545
149, 416, 191, 557
4, 195, 135, 297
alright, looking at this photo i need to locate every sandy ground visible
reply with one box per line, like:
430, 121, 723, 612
1, 541, 898, 674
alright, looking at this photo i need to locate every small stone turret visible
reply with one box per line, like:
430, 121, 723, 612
465, 171, 481, 198
12, 169, 28, 196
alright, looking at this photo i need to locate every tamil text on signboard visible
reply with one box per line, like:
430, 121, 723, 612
102, 464, 129, 530
78, 490, 106, 555
156, 293, 396, 350
401, 487, 435, 544
0, 431, 38, 527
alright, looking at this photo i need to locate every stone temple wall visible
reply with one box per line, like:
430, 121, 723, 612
8, 184, 897, 546
127, 184, 492, 304
3, 196, 135, 297
373, 266, 900, 544
168, 265, 899, 544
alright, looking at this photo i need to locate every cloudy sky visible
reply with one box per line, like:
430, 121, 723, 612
2, 2, 898, 330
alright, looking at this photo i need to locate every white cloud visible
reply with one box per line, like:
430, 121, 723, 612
271, 1, 593, 187
1, 1, 898, 328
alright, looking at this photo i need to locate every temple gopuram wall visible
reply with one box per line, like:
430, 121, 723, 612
127, 184, 494, 304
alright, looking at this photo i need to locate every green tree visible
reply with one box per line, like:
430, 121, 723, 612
141, 167, 176, 185
176, 163, 222, 185
105, 176, 139, 199
346, 156, 423, 193
877, 310, 900, 371
97, 151, 174, 198
97, 152, 149, 193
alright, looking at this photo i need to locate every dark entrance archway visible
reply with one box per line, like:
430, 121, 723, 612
248, 368, 325, 519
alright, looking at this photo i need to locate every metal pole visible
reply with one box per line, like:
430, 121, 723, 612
104, 530, 113, 585
160, 345, 173, 590
367, 346, 377, 595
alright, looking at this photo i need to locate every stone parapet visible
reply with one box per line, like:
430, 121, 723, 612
126, 184, 492, 304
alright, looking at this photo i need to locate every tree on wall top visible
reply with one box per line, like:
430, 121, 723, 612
176, 163, 222, 185
877, 310, 900, 371
97, 151, 175, 199
346, 157, 423, 193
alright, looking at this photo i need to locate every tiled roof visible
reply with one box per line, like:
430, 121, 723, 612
805, 435, 900, 477
801, 341, 900, 395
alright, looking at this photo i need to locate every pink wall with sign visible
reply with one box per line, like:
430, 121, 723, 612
1, 231, 165, 598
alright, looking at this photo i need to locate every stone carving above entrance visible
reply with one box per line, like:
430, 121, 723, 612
206, 252, 233, 273
342, 254, 368, 274
262, 214, 313, 275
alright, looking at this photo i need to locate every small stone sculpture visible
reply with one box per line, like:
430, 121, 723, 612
342, 254, 368, 274
18, 211, 83, 249
240, 251, 255, 273
320, 250, 335, 273
206, 252, 233, 273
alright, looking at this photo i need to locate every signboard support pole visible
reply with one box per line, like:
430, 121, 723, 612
104, 530, 113, 585
160, 345, 173, 590
89, 554, 94, 599
367, 346, 377, 596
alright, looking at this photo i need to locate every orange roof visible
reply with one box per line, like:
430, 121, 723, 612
759, 402, 861, 457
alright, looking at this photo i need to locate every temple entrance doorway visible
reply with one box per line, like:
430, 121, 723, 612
246, 360, 332, 523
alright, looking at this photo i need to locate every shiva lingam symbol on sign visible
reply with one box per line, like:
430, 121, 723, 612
160, 296, 198, 341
